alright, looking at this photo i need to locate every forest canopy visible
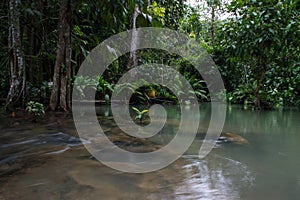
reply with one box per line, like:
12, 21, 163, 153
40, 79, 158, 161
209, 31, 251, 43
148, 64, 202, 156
0, 0, 299, 111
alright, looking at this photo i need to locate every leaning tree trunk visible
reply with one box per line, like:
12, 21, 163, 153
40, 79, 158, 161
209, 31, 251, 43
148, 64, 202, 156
127, 4, 140, 69
49, 0, 72, 111
6, 0, 26, 107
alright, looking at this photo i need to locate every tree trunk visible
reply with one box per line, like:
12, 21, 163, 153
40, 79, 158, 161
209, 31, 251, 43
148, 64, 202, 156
127, 4, 140, 69
49, 0, 72, 111
254, 78, 261, 109
254, 51, 267, 109
6, 0, 26, 107
210, 5, 215, 45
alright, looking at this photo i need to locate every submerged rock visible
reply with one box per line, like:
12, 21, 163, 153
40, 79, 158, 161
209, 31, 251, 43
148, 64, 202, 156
218, 132, 249, 145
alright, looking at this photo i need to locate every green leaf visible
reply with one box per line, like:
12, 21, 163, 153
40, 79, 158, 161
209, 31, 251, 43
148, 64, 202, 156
132, 106, 140, 113
140, 110, 149, 114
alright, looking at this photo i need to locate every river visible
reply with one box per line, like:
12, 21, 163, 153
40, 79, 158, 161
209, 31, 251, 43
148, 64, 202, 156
0, 104, 299, 199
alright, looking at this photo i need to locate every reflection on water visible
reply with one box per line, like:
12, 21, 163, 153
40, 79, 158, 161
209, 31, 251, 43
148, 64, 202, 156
0, 104, 300, 199
176, 155, 254, 200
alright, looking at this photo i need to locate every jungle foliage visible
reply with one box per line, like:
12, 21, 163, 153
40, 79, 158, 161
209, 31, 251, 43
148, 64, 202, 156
0, 0, 299, 110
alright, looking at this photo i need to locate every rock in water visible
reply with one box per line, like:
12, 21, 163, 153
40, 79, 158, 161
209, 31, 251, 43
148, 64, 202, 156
218, 132, 249, 145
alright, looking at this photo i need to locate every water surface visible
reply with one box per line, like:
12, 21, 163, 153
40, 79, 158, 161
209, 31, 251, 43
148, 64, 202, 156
0, 105, 299, 200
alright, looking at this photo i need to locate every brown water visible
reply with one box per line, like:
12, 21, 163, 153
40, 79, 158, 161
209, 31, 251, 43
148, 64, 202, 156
0, 105, 300, 200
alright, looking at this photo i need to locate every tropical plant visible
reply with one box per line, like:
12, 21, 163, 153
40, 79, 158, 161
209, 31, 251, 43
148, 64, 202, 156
132, 106, 149, 122
72, 76, 98, 99
26, 101, 45, 122
96, 76, 114, 99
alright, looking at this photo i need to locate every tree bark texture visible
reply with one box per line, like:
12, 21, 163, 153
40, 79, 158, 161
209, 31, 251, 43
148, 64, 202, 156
6, 0, 26, 106
127, 4, 140, 69
49, 0, 72, 111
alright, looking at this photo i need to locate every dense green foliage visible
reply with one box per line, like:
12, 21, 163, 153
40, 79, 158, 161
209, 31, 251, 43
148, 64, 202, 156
217, 0, 300, 107
0, 0, 299, 110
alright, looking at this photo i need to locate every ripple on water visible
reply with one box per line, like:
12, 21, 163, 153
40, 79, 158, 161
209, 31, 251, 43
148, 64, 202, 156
176, 154, 255, 200
0, 132, 86, 165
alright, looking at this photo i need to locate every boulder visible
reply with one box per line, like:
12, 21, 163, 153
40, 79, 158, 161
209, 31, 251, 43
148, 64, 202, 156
218, 132, 249, 145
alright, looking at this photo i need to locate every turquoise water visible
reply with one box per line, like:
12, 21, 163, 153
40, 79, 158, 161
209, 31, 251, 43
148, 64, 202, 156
0, 104, 300, 199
